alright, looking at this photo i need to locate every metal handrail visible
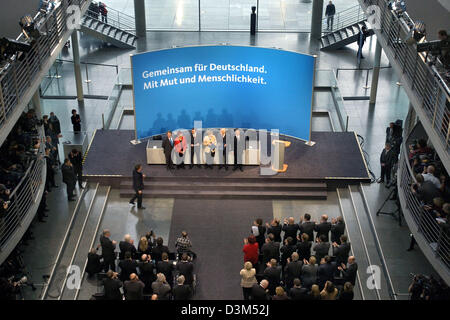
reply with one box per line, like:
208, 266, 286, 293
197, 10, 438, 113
322, 4, 366, 33
85, 1, 135, 34
359, 0, 450, 162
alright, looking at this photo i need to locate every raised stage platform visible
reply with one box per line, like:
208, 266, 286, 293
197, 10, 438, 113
83, 130, 370, 199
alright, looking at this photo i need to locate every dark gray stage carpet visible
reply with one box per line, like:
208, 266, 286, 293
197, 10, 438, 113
168, 199, 273, 300
84, 130, 369, 180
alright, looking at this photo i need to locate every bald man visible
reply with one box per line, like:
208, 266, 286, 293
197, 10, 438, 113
119, 234, 137, 260
338, 256, 358, 286
282, 217, 299, 245
123, 273, 145, 300
251, 279, 270, 300
314, 215, 332, 242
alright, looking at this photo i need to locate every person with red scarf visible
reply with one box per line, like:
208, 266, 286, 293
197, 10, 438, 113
243, 235, 259, 266
174, 131, 187, 169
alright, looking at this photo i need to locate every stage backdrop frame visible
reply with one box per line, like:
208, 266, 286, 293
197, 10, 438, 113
130, 45, 315, 142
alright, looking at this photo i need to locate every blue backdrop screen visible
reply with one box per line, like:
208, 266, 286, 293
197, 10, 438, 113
131, 45, 314, 140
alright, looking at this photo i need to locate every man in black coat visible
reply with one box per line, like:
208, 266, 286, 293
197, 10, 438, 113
86, 247, 103, 277
313, 234, 330, 263
284, 252, 303, 291
100, 229, 117, 272
119, 234, 137, 260
129, 164, 145, 209
176, 254, 194, 286
118, 251, 138, 282
317, 256, 336, 290
338, 256, 358, 286
157, 252, 175, 287
296, 233, 312, 261
189, 128, 201, 168
102, 271, 123, 300
61, 158, 76, 201
378, 142, 396, 187
44, 148, 57, 191
68, 149, 83, 189
263, 259, 282, 296
289, 278, 310, 300
251, 280, 270, 300
172, 275, 192, 300
261, 234, 280, 265
49, 112, 61, 136
298, 213, 315, 241
282, 217, 299, 245
314, 214, 332, 242
218, 128, 228, 170
331, 216, 345, 244
162, 131, 174, 170
332, 235, 351, 266
138, 254, 156, 293
123, 273, 145, 300
71, 109, 81, 132
233, 129, 244, 171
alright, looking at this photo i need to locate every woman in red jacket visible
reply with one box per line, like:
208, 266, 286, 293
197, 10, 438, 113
174, 131, 187, 169
243, 235, 259, 266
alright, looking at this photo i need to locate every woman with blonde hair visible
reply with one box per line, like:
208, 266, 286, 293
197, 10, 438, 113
151, 273, 171, 300
310, 284, 320, 300
301, 256, 318, 289
138, 236, 149, 254
239, 261, 257, 300
272, 286, 289, 300
203, 130, 217, 169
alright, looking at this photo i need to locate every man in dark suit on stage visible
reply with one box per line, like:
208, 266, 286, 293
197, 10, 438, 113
68, 149, 83, 189
189, 128, 201, 168
218, 128, 228, 170
162, 131, 174, 170
100, 229, 117, 272
129, 164, 145, 209
233, 129, 244, 171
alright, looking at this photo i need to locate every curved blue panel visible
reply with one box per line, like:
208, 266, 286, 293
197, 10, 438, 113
131, 45, 314, 140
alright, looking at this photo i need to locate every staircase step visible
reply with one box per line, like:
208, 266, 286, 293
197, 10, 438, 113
120, 189, 328, 200
119, 180, 327, 191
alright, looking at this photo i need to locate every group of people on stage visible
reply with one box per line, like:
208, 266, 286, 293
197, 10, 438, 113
161, 128, 244, 172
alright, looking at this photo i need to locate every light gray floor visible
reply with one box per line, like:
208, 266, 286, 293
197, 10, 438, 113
18, 29, 439, 299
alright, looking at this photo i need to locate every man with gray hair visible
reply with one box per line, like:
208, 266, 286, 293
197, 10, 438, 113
151, 273, 171, 300
251, 279, 270, 300
284, 252, 303, 291
119, 234, 137, 260
173, 275, 192, 300
123, 273, 145, 300
100, 229, 116, 272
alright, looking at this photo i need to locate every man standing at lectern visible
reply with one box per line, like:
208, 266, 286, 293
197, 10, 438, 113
129, 164, 145, 210
162, 131, 174, 170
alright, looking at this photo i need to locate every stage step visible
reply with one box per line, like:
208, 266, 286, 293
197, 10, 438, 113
119, 180, 327, 200
120, 189, 327, 200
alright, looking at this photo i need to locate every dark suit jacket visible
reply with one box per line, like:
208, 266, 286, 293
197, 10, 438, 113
333, 242, 351, 265
263, 266, 282, 293
317, 262, 336, 287
86, 252, 102, 276
289, 287, 310, 300
266, 225, 282, 243
299, 221, 315, 241
313, 242, 330, 262
123, 280, 145, 300
68, 152, 82, 172
118, 259, 138, 282
132, 169, 144, 192
102, 278, 123, 300
261, 241, 280, 264
282, 223, 299, 243
380, 148, 395, 166
151, 245, 170, 262
138, 261, 156, 288
331, 221, 345, 244
119, 241, 137, 260
173, 284, 192, 300
314, 222, 332, 241
71, 114, 81, 131
162, 136, 174, 159
100, 235, 116, 260
280, 244, 296, 266
284, 261, 303, 285
61, 164, 76, 186
176, 261, 194, 285
251, 284, 269, 300
296, 241, 312, 261
342, 263, 358, 285
157, 260, 174, 286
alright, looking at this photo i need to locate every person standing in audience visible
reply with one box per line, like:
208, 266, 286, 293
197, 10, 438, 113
280, 237, 296, 272
314, 214, 331, 242
138, 254, 156, 294
45, 135, 58, 164
176, 253, 194, 287
129, 164, 145, 209
289, 278, 310, 300
118, 251, 138, 282
261, 234, 280, 265
284, 252, 303, 291
101, 271, 122, 300
320, 281, 338, 300
86, 247, 102, 278
301, 256, 318, 289
123, 273, 145, 300
422, 165, 441, 189
252, 218, 266, 250
175, 231, 193, 259
157, 252, 174, 288
338, 282, 354, 300
378, 142, 396, 187
263, 258, 282, 296
44, 148, 57, 191
240, 261, 257, 300
411, 174, 441, 206
251, 279, 270, 300
317, 255, 336, 290
272, 286, 289, 300
68, 149, 83, 189
243, 235, 259, 266
49, 112, 61, 137
152, 237, 170, 262
189, 128, 201, 168
174, 131, 187, 169
151, 273, 171, 300
162, 131, 174, 170
71, 109, 81, 133
282, 217, 299, 245
61, 158, 76, 201
310, 284, 321, 300
119, 234, 137, 260
332, 234, 351, 266
173, 275, 192, 300
331, 216, 345, 244
299, 213, 315, 241
100, 229, 117, 272
233, 129, 244, 171
338, 256, 358, 286
265, 218, 282, 243
296, 233, 312, 261
313, 234, 330, 263
218, 128, 228, 170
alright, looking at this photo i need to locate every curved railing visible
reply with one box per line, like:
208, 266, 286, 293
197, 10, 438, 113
0, 129, 46, 262
397, 129, 450, 283
359, 0, 450, 171
0, 0, 90, 143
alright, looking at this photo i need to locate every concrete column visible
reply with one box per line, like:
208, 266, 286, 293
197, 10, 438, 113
32, 89, 42, 118
369, 39, 382, 105
310, 0, 324, 40
71, 31, 84, 103
134, 0, 147, 38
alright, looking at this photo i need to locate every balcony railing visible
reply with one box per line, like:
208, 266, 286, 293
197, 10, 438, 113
359, 0, 450, 167
0, 129, 46, 252
0, 0, 90, 138
397, 136, 450, 281
322, 4, 367, 34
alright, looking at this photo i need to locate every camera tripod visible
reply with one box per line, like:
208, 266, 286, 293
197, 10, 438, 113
376, 186, 402, 226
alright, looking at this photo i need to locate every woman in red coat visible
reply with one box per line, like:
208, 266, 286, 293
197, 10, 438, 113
243, 235, 259, 266
174, 131, 187, 169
